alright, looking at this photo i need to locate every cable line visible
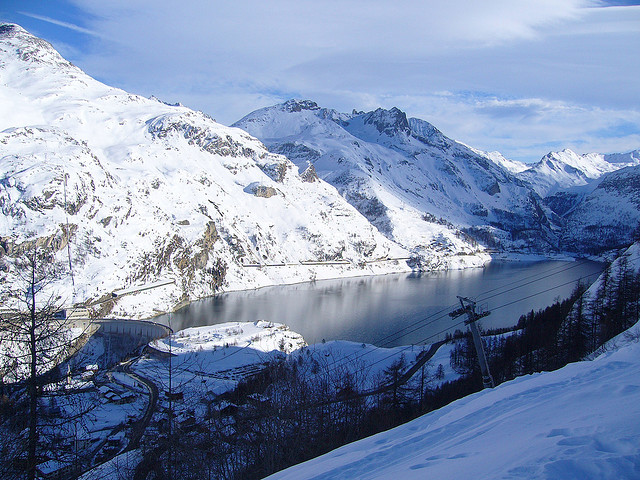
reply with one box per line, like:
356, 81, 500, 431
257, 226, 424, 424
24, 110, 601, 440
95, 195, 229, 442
315, 266, 603, 381
319, 259, 601, 375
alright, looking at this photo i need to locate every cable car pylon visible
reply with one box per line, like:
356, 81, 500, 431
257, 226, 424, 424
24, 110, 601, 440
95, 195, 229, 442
449, 296, 495, 389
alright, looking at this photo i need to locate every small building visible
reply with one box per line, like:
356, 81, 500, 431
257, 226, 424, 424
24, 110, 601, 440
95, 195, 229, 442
36, 459, 76, 480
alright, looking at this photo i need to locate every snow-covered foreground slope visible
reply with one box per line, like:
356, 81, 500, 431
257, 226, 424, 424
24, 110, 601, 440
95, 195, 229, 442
266, 327, 640, 480
0, 24, 409, 318
235, 100, 559, 262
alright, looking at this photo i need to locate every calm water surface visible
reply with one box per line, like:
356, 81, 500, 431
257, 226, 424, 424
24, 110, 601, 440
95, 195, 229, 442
158, 260, 603, 347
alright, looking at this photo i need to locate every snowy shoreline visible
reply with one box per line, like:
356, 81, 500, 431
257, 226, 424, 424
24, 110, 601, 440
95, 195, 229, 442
135, 253, 596, 323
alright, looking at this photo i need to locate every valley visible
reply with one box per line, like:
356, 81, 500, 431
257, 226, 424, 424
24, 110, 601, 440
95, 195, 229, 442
0, 20, 639, 480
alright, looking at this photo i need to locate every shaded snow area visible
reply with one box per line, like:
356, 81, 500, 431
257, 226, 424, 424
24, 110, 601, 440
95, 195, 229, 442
143, 322, 458, 396
135, 322, 459, 423
573, 242, 640, 321
289, 340, 459, 393
77, 450, 142, 480
560, 168, 640, 253
266, 327, 640, 480
138, 321, 307, 395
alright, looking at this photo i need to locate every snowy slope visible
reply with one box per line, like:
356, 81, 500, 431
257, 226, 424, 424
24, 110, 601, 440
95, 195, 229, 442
560, 167, 640, 253
234, 100, 558, 260
266, 326, 640, 480
0, 24, 409, 318
468, 147, 529, 175
560, 241, 640, 342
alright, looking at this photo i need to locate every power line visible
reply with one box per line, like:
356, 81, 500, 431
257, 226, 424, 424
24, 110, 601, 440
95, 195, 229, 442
63, 171, 76, 300
476, 259, 595, 303
317, 259, 602, 376
315, 264, 603, 381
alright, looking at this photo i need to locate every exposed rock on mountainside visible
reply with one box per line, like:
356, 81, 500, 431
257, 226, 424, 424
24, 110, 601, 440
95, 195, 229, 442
560, 166, 640, 253
507, 149, 640, 253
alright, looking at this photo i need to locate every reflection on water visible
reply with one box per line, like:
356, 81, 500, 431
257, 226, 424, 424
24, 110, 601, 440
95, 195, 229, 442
157, 260, 603, 347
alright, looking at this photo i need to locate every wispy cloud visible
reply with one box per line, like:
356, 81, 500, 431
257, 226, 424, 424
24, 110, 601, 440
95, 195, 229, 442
18, 12, 105, 39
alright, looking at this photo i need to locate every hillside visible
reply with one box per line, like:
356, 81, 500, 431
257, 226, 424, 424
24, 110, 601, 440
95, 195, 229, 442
510, 149, 640, 252
560, 167, 640, 253
265, 323, 640, 480
519, 149, 640, 198
0, 24, 409, 318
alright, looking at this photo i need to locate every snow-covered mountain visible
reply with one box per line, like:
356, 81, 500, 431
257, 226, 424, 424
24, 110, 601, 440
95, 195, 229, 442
234, 100, 558, 259
560, 166, 640, 253
0, 24, 410, 318
464, 146, 529, 175
519, 148, 640, 198
499, 148, 640, 253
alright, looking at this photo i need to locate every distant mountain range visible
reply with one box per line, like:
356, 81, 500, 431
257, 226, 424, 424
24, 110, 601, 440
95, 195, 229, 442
235, 100, 554, 259
234, 100, 640, 256
1, 23, 639, 317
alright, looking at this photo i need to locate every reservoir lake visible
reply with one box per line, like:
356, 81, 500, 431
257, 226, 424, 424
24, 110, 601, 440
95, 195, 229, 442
158, 260, 604, 347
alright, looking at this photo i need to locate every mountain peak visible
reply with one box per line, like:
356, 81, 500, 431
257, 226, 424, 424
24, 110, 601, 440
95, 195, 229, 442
0, 22, 73, 70
0, 23, 23, 35
281, 99, 321, 113
359, 106, 411, 137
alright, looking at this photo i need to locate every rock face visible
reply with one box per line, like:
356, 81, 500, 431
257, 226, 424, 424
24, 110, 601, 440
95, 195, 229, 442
234, 99, 558, 260
0, 24, 408, 318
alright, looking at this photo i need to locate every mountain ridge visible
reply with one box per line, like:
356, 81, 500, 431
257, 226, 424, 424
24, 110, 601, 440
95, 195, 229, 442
236, 99, 640, 258
234, 99, 559, 257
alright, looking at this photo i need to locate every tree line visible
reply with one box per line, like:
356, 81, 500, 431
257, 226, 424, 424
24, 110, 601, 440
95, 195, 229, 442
450, 254, 640, 390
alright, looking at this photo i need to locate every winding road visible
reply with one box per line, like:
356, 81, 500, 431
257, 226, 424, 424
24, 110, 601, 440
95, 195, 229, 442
120, 358, 159, 451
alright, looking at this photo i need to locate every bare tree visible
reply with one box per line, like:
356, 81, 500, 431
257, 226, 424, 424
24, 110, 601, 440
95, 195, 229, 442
0, 245, 76, 479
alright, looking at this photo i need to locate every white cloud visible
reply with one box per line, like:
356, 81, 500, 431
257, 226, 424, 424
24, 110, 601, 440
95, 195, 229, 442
17, 0, 640, 161
18, 12, 105, 38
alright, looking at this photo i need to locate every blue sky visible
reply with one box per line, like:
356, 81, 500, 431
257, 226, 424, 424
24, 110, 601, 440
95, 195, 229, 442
1, 0, 639, 163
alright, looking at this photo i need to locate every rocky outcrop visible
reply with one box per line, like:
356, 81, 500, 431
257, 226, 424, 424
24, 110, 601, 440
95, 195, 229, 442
0, 224, 77, 258
300, 164, 319, 183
